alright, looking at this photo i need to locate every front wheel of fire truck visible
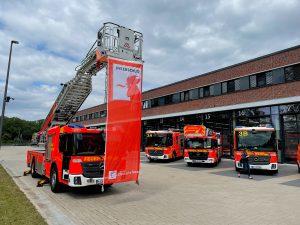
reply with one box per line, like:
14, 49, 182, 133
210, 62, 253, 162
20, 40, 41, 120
297, 162, 300, 173
187, 162, 193, 167
50, 165, 62, 193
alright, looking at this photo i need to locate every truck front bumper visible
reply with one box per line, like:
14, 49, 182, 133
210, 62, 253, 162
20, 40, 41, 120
184, 157, 216, 164
68, 174, 103, 187
235, 161, 278, 171
146, 154, 170, 160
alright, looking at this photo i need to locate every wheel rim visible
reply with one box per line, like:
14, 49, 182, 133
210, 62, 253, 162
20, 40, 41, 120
51, 171, 56, 188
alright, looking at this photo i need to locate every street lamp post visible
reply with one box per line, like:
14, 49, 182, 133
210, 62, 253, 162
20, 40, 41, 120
0, 40, 19, 150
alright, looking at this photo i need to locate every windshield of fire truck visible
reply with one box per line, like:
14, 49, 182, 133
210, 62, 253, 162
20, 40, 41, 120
146, 133, 172, 147
60, 133, 105, 156
184, 138, 212, 149
236, 130, 276, 151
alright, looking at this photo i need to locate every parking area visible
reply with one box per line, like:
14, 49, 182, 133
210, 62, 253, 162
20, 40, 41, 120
1, 146, 300, 225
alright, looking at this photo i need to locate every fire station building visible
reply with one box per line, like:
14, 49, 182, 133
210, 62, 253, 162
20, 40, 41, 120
74, 45, 300, 163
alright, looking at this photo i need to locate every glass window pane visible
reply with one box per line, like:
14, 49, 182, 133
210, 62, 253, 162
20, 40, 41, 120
189, 88, 199, 100
214, 83, 221, 96
227, 80, 235, 92
199, 88, 204, 98
258, 107, 271, 116
172, 93, 180, 103
271, 106, 279, 115
272, 68, 285, 84
250, 75, 257, 88
209, 85, 214, 96
234, 79, 240, 91
285, 66, 295, 81
203, 86, 210, 97
222, 82, 227, 93
266, 71, 273, 85
257, 73, 266, 87
240, 77, 250, 90
158, 97, 165, 106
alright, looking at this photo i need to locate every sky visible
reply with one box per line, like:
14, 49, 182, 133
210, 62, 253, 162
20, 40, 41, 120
0, 0, 300, 121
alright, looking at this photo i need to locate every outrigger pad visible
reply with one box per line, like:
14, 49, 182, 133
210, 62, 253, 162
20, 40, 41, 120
23, 169, 31, 176
37, 179, 49, 187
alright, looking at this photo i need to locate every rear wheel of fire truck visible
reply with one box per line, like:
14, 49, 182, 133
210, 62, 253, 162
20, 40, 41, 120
50, 165, 62, 193
30, 158, 39, 178
172, 152, 177, 161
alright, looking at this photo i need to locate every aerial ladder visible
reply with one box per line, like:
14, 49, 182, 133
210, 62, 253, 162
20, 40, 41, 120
37, 22, 143, 143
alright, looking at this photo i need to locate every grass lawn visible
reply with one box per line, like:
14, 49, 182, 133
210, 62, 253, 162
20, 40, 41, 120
0, 164, 47, 225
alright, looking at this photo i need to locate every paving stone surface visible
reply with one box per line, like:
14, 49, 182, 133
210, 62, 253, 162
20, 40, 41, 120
1, 146, 300, 225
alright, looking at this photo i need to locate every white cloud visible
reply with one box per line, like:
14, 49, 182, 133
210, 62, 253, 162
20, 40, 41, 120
0, 0, 300, 121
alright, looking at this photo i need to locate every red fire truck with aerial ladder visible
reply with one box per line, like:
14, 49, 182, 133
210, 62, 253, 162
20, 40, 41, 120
25, 22, 143, 192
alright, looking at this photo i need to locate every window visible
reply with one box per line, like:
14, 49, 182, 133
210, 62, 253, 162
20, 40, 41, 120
83, 115, 88, 120
76, 117, 79, 122
203, 86, 210, 97
250, 75, 257, 88
285, 65, 300, 81
222, 82, 227, 94
234, 79, 241, 91
209, 85, 214, 96
88, 114, 93, 120
158, 97, 165, 106
240, 76, 250, 90
79, 116, 83, 121
165, 95, 172, 104
227, 80, 235, 93
94, 112, 99, 118
211, 83, 221, 96
180, 91, 189, 102
268, 68, 284, 85
151, 98, 158, 107
257, 73, 266, 87
172, 93, 180, 103
100, 110, 107, 118
189, 88, 199, 100
142, 100, 150, 109
266, 71, 273, 85
199, 88, 204, 98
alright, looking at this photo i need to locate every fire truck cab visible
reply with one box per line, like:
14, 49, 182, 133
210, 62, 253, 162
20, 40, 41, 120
27, 124, 107, 192
145, 130, 184, 162
234, 126, 278, 174
184, 125, 222, 166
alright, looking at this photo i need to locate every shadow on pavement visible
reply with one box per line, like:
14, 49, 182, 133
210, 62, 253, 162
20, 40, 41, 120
211, 164, 298, 181
281, 179, 300, 187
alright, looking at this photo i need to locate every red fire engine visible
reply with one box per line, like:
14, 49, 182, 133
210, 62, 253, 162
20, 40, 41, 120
234, 126, 278, 174
183, 125, 222, 166
145, 130, 184, 162
25, 22, 143, 192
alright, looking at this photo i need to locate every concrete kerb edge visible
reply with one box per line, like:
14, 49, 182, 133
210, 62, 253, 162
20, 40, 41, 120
0, 160, 76, 225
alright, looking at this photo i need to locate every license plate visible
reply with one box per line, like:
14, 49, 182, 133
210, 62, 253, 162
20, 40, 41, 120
87, 178, 94, 183
193, 160, 203, 163
251, 165, 262, 169
151, 156, 158, 159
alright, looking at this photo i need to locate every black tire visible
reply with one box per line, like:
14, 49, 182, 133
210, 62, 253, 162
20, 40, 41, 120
50, 165, 62, 193
30, 159, 39, 178
148, 158, 154, 163
297, 162, 300, 174
172, 152, 177, 161
187, 162, 193, 167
